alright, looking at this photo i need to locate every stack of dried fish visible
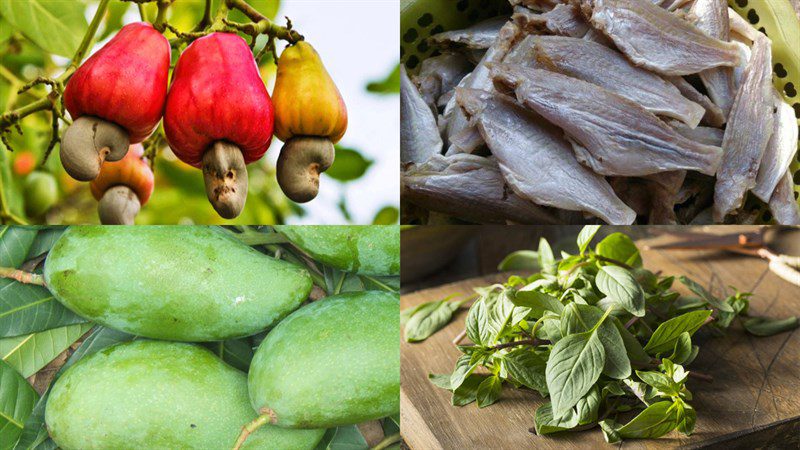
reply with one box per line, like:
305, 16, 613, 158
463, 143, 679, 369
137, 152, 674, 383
401, 0, 800, 225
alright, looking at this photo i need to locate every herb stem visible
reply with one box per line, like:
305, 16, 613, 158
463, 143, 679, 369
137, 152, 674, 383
492, 338, 545, 350
595, 255, 634, 270
452, 329, 466, 345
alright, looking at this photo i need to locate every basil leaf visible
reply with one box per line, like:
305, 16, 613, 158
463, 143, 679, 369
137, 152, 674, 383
450, 354, 479, 391
428, 373, 452, 390
466, 299, 492, 346
538, 238, 555, 271
497, 250, 540, 271
560, 303, 631, 379
612, 317, 651, 365
503, 348, 548, 395
546, 330, 605, 418
577, 225, 601, 255
451, 374, 486, 406
678, 276, 733, 313
575, 385, 600, 425
742, 316, 799, 336
635, 370, 679, 397
644, 310, 712, 355
599, 419, 622, 443
667, 332, 693, 364
676, 401, 696, 435
511, 290, 563, 318
534, 402, 579, 435
596, 266, 645, 317
476, 375, 502, 408
595, 232, 643, 268
404, 299, 462, 342
616, 401, 679, 439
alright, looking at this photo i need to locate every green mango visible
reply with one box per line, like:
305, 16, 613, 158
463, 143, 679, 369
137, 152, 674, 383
274, 225, 399, 276
44, 226, 312, 341
45, 340, 325, 450
248, 291, 400, 428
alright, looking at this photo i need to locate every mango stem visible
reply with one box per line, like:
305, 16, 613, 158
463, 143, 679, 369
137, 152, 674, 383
231, 412, 272, 450
0, 267, 45, 286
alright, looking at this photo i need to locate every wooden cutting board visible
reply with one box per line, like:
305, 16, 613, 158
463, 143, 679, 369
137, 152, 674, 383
400, 234, 800, 449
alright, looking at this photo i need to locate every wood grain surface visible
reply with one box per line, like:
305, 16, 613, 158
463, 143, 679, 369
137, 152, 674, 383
400, 233, 800, 449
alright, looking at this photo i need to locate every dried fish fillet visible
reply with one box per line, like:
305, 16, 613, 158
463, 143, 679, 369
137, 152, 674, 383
446, 22, 524, 155
429, 16, 508, 51
416, 54, 472, 112
509, 0, 564, 12
732, 40, 751, 88
491, 65, 723, 177
753, 91, 799, 202
589, 0, 742, 75
532, 36, 705, 127
728, 8, 761, 42
769, 171, 800, 225
402, 153, 562, 224
691, 0, 736, 116
713, 36, 775, 221
666, 76, 726, 127
512, 3, 589, 37
401, 66, 442, 164
669, 121, 724, 147
457, 88, 636, 224
504, 35, 541, 68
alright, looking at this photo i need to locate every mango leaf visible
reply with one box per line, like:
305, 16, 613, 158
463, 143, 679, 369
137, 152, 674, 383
0, 322, 92, 377
372, 206, 399, 225
0, 0, 87, 57
25, 228, 65, 260
742, 316, 799, 337
0, 227, 37, 267
328, 424, 368, 450
0, 359, 38, 450
202, 339, 254, 372
596, 266, 645, 317
326, 147, 373, 182
366, 64, 400, 94
313, 428, 338, 450
0, 281, 88, 338
595, 232, 643, 268
545, 330, 605, 418
644, 310, 711, 355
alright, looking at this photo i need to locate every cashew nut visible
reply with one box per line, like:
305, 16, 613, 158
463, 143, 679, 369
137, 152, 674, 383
98, 185, 141, 224
276, 136, 335, 203
60, 116, 130, 181
201, 141, 248, 219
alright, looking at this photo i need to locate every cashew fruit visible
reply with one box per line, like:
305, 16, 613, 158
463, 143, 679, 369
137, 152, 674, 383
24, 171, 58, 217
62, 22, 170, 181
43, 227, 312, 341
274, 225, 399, 276
90, 143, 154, 224
164, 32, 274, 218
46, 340, 325, 450
272, 41, 347, 203
248, 291, 400, 428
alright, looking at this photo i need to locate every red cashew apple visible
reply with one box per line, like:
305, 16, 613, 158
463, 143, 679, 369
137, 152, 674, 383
90, 143, 154, 225
163, 32, 274, 219
62, 22, 170, 181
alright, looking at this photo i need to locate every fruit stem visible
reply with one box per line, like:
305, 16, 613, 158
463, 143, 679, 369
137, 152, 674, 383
226, 0, 303, 42
371, 433, 401, 450
0, 267, 46, 286
231, 413, 271, 450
